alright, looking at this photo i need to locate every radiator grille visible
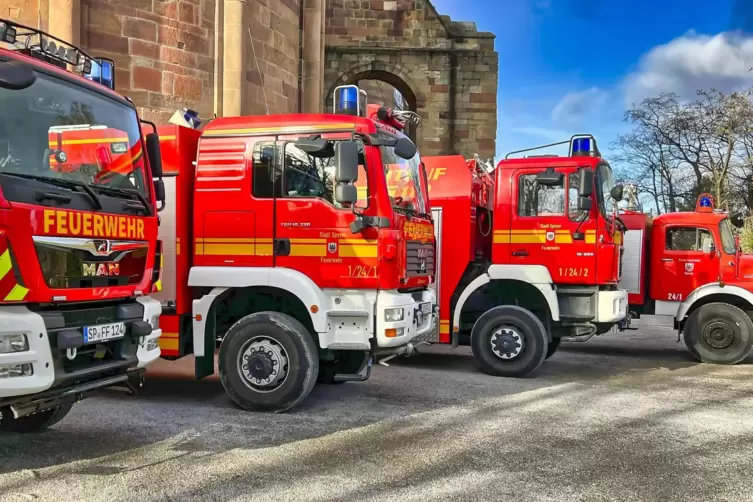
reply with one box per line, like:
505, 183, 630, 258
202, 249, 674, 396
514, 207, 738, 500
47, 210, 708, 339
406, 240, 435, 277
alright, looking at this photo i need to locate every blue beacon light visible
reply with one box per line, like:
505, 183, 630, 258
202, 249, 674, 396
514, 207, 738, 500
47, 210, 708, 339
571, 137, 592, 156
85, 60, 114, 90
699, 196, 712, 207
335, 86, 359, 116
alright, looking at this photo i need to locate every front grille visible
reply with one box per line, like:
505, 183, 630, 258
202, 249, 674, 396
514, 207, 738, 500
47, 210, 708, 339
33, 236, 148, 289
406, 240, 435, 277
61, 306, 120, 326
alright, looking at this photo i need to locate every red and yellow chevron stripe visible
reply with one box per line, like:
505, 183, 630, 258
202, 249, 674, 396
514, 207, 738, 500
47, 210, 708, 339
159, 314, 181, 357
0, 234, 29, 302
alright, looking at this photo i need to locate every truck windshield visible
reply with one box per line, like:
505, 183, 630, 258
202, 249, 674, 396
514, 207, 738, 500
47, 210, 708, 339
0, 71, 149, 198
595, 163, 616, 218
380, 144, 429, 217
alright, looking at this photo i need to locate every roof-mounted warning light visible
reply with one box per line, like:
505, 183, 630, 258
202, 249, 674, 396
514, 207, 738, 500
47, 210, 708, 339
334, 84, 367, 117
696, 193, 715, 213
0, 19, 118, 90
505, 134, 601, 159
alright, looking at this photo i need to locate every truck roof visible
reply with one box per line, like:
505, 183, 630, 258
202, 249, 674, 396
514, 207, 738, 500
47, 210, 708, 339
497, 155, 605, 170
653, 211, 728, 226
200, 113, 379, 136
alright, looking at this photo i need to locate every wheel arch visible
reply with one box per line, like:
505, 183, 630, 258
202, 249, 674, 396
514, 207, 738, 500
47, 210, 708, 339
190, 267, 329, 357
676, 284, 753, 328
452, 264, 560, 336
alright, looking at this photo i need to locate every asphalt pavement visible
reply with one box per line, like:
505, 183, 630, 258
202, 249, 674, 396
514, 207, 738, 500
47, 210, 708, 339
2, 325, 753, 502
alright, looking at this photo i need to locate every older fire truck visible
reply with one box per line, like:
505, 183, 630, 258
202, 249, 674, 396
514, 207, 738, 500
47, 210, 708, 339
152, 85, 437, 412
419, 135, 628, 377
0, 19, 165, 432
617, 191, 753, 364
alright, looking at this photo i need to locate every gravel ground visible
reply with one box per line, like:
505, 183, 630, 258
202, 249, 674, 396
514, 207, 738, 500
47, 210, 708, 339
3, 324, 753, 502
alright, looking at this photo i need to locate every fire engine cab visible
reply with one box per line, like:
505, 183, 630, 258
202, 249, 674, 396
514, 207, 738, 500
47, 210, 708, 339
420, 135, 628, 377
0, 19, 165, 432
619, 190, 753, 364
153, 85, 437, 412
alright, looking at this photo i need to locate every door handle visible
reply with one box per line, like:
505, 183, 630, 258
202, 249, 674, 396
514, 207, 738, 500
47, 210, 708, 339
512, 249, 529, 257
274, 238, 291, 256
729, 261, 735, 266
661, 258, 672, 262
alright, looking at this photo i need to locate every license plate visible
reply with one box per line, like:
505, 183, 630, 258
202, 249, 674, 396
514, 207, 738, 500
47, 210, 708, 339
421, 302, 432, 314
83, 322, 126, 344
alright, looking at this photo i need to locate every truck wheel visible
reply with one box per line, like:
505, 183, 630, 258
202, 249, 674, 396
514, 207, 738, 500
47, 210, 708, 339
1, 403, 74, 433
545, 338, 562, 359
470, 305, 548, 377
219, 311, 319, 413
684, 302, 753, 365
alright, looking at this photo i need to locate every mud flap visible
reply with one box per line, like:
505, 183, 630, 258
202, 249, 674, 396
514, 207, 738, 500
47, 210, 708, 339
195, 308, 216, 379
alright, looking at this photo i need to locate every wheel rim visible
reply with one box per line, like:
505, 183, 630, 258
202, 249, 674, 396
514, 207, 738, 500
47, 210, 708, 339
701, 320, 736, 351
490, 325, 525, 360
237, 337, 290, 393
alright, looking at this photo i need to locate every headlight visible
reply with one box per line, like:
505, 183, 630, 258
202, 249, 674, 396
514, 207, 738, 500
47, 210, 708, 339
384, 308, 404, 322
0, 363, 33, 378
146, 339, 159, 351
150, 314, 160, 330
0, 334, 28, 354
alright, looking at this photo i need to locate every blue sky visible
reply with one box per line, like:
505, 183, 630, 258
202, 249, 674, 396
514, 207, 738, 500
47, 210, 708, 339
430, 0, 753, 163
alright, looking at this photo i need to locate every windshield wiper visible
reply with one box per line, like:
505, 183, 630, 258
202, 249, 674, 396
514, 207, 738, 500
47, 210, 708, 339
91, 185, 151, 212
0, 172, 102, 210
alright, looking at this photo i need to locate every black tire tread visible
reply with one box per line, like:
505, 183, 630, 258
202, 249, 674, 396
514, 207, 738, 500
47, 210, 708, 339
684, 302, 753, 365
219, 311, 319, 413
1, 403, 74, 433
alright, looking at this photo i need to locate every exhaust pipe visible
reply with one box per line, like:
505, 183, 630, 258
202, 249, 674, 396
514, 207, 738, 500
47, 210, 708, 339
374, 341, 430, 367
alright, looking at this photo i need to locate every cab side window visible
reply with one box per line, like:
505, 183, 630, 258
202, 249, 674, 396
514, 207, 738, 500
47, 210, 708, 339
518, 173, 565, 216
666, 227, 714, 252
251, 141, 282, 198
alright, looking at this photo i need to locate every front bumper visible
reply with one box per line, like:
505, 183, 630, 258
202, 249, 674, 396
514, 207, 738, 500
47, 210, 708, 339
595, 289, 629, 324
0, 298, 161, 404
374, 288, 437, 348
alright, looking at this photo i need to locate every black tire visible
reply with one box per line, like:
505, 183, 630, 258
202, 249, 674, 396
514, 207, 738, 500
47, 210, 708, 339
470, 305, 548, 377
1, 403, 74, 433
219, 311, 319, 413
545, 337, 562, 359
683, 302, 753, 365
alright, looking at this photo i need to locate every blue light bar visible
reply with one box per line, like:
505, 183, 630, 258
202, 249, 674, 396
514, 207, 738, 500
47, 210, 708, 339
85, 59, 114, 90
334, 85, 359, 116
699, 196, 712, 208
571, 137, 592, 155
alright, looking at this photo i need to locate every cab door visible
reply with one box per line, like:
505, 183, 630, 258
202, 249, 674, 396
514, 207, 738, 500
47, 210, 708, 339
651, 225, 718, 303
272, 138, 374, 289
509, 168, 597, 284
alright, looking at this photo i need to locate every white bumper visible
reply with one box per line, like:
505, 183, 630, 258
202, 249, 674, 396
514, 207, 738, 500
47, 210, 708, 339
136, 296, 163, 369
0, 299, 162, 401
374, 288, 437, 348
596, 289, 628, 324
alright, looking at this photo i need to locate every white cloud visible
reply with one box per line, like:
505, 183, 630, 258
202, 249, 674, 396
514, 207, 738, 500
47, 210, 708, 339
623, 31, 753, 106
550, 87, 609, 128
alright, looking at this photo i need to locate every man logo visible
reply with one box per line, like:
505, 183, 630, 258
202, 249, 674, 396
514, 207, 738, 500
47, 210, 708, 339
92, 240, 112, 256
327, 242, 337, 254
83, 263, 120, 276
419, 260, 427, 272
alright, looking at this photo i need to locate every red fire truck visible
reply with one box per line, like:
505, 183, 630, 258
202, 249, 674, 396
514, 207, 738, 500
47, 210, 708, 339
152, 85, 437, 412
419, 135, 628, 377
617, 190, 753, 364
0, 19, 165, 432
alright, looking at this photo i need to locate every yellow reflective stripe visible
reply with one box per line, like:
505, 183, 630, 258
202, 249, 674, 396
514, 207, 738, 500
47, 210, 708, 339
0, 250, 11, 280
4, 285, 28, 302
159, 337, 180, 351
339, 244, 378, 258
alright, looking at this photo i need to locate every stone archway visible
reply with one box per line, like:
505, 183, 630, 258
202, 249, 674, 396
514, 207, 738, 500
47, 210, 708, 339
324, 0, 499, 159
325, 62, 424, 144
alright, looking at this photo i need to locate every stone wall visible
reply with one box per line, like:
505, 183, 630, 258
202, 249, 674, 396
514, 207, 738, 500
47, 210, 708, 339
324, 0, 499, 159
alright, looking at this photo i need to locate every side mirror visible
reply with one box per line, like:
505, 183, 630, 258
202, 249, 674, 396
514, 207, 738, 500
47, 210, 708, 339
610, 184, 624, 202
577, 197, 593, 211
334, 141, 359, 183
145, 132, 163, 179
536, 167, 563, 186
578, 168, 594, 197
153, 179, 166, 212
335, 184, 357, 205
394, 137, 417, 160
0, 60, 37, 90
731, 211, 746, 228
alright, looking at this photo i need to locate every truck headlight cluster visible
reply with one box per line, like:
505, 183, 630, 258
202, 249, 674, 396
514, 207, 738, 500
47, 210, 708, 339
0, 363, 33, 378
150, 314, 160, 331
0, 334, 28, 354
384, 308, 404, 322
